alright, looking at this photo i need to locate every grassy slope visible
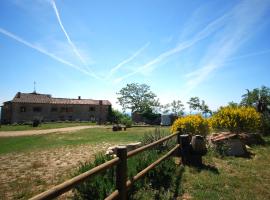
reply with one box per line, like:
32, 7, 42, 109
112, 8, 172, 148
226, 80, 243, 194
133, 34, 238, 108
179, 136, 270, 200
0, 122, 96, 131
0, 127, 169, 154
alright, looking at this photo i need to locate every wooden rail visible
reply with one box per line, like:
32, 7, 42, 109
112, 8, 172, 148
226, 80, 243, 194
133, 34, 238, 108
30, 132, 180, 200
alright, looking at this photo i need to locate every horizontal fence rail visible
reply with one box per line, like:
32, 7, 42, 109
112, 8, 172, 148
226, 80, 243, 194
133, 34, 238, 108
29, 158, 120, 200
30, 131, 180, 200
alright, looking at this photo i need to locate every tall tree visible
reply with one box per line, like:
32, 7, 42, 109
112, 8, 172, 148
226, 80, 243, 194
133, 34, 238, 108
187, 97, 201, 113
117, 83, 159, 113
241, 86, 270, 113
171, 100, 185, 116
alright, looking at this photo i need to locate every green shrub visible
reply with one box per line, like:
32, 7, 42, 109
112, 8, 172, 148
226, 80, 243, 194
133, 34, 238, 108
120, 115, 132, 128
73, 129, 177, 199
73, 154, 115, 200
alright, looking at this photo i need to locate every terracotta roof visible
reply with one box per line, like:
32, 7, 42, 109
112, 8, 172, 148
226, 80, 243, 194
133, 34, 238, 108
11, 92, 111, 105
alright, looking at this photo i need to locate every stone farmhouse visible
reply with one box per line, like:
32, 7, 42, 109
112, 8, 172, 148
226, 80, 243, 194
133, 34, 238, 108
1, 92, 111, 124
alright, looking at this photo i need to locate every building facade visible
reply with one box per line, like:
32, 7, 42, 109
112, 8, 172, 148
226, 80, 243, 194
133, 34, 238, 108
1, 92, 111, 124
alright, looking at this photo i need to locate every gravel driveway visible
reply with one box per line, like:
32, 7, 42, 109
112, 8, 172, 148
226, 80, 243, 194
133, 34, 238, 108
0, 125, 106, 137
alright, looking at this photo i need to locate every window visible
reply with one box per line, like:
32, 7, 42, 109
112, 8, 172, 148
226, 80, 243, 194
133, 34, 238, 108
51, 107, 58, 112
33, 107, 42, 112
20, 106, 26, 112
68, 116, 73, 121
89, 106, 95, 112
60, 107, 66, 113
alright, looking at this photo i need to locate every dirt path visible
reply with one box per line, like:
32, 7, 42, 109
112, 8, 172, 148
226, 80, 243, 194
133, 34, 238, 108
0, 143, 114, 199
0, 125, 106, 137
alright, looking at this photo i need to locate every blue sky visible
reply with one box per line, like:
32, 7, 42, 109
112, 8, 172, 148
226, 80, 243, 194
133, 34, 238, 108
1, 0, 270, 111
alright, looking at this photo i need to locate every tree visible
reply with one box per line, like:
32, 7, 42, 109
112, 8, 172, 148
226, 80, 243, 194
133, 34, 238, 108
171, 100, 185, 116
117, 83, 159, 113
240, 86, 270, 113
160, 103, 171, 114
200, 100, 212, 117
228, 101, 238, 108
187, 97, 201, 113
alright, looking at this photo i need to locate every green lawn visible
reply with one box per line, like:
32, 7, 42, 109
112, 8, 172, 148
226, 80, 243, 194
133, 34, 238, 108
0, 127, 169, 154
175, 136, 270, 200
0, 122, 96, 131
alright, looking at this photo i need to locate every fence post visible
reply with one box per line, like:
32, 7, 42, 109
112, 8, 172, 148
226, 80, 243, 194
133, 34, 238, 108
180, 134, 191, 165
116, 146, 127, 200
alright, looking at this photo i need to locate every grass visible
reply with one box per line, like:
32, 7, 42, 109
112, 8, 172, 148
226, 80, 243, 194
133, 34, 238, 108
0, 122, 96, 131
173, 136, 270, 200
0, 127, 169, 154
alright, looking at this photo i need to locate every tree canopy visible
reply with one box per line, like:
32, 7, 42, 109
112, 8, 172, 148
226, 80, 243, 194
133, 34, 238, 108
116, 83, 159, 113
240, 85, 270, 113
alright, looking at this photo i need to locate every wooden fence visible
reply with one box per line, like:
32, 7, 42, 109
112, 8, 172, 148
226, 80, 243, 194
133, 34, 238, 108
30, 131, 181, 200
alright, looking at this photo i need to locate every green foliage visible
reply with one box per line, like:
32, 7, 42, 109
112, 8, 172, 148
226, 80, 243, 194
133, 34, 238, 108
107, 108, 132, 127
187, 97, 201, 113
240, 85, 270, 113
210, 106, 261, 133
140, 107, 160, 122
72, 129, 177, 199
120, 115, 132, 128
187, 97, 212, 116
116, 83, 159, 113
171, 100, 185, 116
73, 154, 115, 200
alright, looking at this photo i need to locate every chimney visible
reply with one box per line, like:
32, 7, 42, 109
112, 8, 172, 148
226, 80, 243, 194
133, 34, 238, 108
99, 100, 103, 105
17, 92, 21, 98
78, 96, 81, 100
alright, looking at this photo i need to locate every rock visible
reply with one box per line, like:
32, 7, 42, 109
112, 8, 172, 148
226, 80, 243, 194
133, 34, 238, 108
239, 133, 265, 146
209, 132, 247, 156
225, 138, 247, 156
105, 142, 142, 156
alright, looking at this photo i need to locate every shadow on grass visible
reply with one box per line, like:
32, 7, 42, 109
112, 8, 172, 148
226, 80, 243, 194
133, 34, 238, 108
188, 163, 220, 174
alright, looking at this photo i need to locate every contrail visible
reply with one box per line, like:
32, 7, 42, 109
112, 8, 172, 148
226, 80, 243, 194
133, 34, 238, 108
185, 49, 270, 79
0, 27, 101, 80
106, 42, 150, 79
184, 0, 270, 93
113, 12, 229, 83
50, 0, 95, 74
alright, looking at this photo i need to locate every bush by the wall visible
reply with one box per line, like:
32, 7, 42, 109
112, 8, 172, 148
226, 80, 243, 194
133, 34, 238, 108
210, 106, 261, 133
171, 114, 210, 136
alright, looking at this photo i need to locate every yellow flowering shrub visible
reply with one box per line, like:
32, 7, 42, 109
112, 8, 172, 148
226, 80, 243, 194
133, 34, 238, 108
171, 114, 210, 136
210, 106, 261, 133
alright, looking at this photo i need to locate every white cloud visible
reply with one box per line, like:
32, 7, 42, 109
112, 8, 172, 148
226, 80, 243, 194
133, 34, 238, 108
184, 0, 270, 93
106, 42, 150, 80
113, 11, 230, 83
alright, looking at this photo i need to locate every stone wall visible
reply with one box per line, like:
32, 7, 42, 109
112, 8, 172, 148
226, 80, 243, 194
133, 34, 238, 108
5, 102, 109, 124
